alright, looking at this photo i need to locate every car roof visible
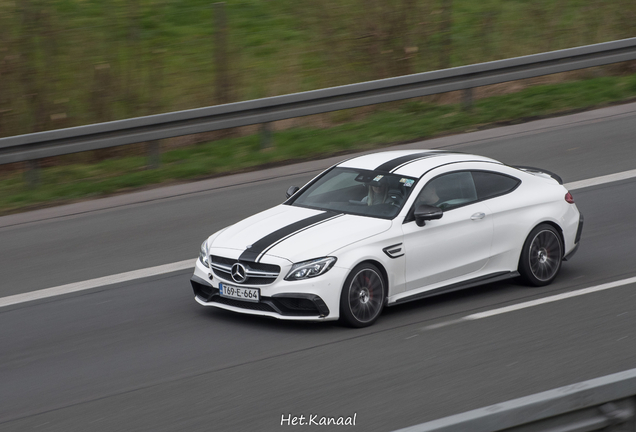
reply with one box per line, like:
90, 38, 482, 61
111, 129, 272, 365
337, 150, 500, 178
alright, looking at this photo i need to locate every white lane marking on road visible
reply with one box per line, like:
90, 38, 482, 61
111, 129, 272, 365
420, 276, 636, 331
3, 168, 636, 309
0, 259, 195, 309
565, 168, 636, 190
422, 319, 466, 331
464, 276, 636, 320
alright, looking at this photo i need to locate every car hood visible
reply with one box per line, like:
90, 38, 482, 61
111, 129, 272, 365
209, 205, 392, 263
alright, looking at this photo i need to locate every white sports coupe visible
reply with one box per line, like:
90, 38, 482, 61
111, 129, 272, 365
191, 150, 583, 327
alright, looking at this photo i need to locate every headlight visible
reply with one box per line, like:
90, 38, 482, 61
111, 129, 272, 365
199, 241, 210, 268
285, 257, 337, 281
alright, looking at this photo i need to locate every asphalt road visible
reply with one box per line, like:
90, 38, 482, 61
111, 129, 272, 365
1, 103, 636, 431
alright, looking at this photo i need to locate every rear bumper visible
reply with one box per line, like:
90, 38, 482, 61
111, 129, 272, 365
564, 214, 583, 261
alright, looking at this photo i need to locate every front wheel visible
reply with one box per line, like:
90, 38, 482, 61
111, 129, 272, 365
339, 263, 386, 328
518, 224, 563, 287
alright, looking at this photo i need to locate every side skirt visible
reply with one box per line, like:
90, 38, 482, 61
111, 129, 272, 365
390, 271, 520, 306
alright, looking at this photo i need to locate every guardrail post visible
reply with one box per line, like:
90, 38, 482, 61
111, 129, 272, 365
147, 140, 161, 169
600, 401, 636, 431
260, 122, 273, 150
25, 159, 40, 188
462, 88, 473, 111
628, 404, 636, 432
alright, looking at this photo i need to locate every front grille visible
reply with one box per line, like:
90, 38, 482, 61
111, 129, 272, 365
211, 256, 279, 272
211, 271, 276, 286
210, 255, 281, 285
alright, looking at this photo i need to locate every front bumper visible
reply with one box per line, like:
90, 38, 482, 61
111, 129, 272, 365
191, 258, 344, 321
191, 275, 331, 319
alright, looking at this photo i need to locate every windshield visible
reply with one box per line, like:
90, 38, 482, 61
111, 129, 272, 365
289, 168, 418, 219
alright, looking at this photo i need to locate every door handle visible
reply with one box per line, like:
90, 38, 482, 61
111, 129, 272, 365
470, 212, 486, 220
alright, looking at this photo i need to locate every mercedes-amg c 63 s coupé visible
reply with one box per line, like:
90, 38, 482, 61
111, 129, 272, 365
191, 150, 583, 327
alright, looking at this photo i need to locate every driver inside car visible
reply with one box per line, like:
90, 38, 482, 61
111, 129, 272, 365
363, 177, 390, 205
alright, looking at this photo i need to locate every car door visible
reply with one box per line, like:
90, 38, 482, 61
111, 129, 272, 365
401, 171, 494, 291
470, 169, 522, 271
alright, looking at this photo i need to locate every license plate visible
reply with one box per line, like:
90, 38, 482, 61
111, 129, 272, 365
219, 283, 260, 303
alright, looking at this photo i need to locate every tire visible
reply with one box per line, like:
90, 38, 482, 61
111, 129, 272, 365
339, 263, 386, 328
518, 224, 563, 287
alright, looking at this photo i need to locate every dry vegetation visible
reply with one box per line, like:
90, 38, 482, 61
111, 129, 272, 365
1, 0, 635, 140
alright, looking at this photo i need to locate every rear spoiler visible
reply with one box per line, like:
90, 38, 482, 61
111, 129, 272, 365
513, 166, 563, 185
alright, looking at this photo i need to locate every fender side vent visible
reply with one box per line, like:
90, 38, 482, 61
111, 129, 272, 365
383, 243, 404, 259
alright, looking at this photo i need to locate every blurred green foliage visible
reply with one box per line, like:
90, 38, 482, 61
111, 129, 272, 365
0, 0, 635, 136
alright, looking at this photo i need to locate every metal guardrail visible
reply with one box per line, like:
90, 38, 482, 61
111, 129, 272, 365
1, 37, 636, 165
392, 368, 636, 432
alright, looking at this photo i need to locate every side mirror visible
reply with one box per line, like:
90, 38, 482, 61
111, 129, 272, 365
286, 186, 300, 199
414, 204, 443, 227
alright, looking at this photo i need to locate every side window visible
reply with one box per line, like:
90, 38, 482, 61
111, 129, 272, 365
415, 171, 477, 211
472, 171, 520, 200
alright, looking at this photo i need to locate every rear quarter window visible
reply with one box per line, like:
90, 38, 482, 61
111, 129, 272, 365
472, 171, 520, 201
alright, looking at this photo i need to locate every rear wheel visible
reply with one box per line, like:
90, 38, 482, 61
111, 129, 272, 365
519, 224, 563, 286
339, 263, 385, 327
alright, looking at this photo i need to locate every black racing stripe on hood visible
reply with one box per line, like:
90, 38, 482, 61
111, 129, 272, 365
238, 211, 340, 262
374, 152, 438, 173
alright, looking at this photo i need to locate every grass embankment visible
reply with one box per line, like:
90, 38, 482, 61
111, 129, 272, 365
1, 74, 635, 215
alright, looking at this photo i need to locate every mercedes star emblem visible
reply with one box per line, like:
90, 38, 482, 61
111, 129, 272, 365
231, 263, 248, 283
